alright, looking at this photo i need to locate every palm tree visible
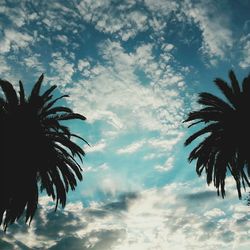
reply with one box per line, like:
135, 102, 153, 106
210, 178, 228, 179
0, 74, 88, 230
184, 70, 250, 199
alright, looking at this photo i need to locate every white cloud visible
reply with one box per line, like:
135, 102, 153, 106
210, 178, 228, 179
0, 2, 32, 28
117, 140, 145, 154
144, 0, 179, 14
81, 163, 109, 174
183, 0, 233, 62
56, 34, 69, 44
0, 29, 33, 54
98, 163, 109, 171
99, 177, 124, 197
65, 40, 187, 177
148, 16, 167, 33
67, 40, 186, 137
204, 208, 226, 218
84, 139, 106, 153
74, 0, 233, 64
118, 11, 148, 41
82, 165, 94, 173
77, 0, 148, 41
154, 156, 174, 172
23, 54, 45, 72
143, 152, 164, 160
239, 35, 250, 69
48, 52, 75, 87
148, 133, 184, 151
0, 55, 11, 75
78, 59, 91, 72
162, 43, 174, 52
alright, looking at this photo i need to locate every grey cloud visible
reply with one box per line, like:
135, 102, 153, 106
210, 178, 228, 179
34, 209, 86, 240
102, 192, 138, 212
3, 219, 30, 235
87, 209, 108, 218
0, 235, 32, 250
48, 236, 84, 250
183, 191, 217, 201
48, 229, 126, 250
89, 229, 126, 250
2, 185, 250, 250
0, 240, 15, 250
166, 216, 192, 233
236, 214, 250, 226
1, 193, 133, 249
85, 192, 139, 218
200, 220, 218, 233
218, 230, 235, 243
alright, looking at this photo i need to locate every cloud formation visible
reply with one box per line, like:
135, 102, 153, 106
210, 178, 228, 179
183, 0, 233, 63
0, 1, 249, 249
2, 181, 250, 250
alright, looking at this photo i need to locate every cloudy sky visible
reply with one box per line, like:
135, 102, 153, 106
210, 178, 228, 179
1, 0, 250, 249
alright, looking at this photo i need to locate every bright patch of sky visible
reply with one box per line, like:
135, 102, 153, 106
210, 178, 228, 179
0, 0, 250, 249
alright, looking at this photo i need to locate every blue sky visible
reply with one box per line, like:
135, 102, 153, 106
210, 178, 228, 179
0, 0, 250, 249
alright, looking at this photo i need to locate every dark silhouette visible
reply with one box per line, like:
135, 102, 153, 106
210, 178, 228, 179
0, 74, 88, 230
184, 70, 250, 199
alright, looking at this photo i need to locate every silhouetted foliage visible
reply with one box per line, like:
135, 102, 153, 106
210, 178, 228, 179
0, 74, 88, 230
184, 70, 250, 199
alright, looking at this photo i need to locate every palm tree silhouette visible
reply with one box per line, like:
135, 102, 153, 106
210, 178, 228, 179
0, 74, 88, 230
184, 70, 250, 199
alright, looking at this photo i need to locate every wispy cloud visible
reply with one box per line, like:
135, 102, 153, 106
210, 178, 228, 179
48, 52, 75, 87
85, 139, 107, 153
145, 0, 179, 14
23, 54, 45, 72
117, 140, 145, 154
67, 39, 187, 137
239, 34, 250, 69
116, 133, 184, 157
77, 0, 148, 41
0, 29, 33, 54
0, 55, 11, 75
154, 156, 174, 172
183, 0, 233, 64
55, 34, 69, 44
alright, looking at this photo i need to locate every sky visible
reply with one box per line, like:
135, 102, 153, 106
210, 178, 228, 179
0, 0, 250, 249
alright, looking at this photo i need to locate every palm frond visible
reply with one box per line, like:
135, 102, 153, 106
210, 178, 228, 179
184, 70, 250, 201
0, 80, 18, 108
198, 92, 234, 112
40, 85, 57, 101
29, 74, 44, 103
40, 107, 73, 118
214, 78, 237, 108
55, 113, 86, 121
19, 81, 26, 105
184, 123, 220, 146
42, 95, 69, 112
242, 74, 250, 96
0, 75, 88, 229
229, 70, 241, 95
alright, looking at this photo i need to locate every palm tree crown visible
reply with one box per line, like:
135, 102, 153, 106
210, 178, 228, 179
184, 70, 250, 199
0, 74, 88, 230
